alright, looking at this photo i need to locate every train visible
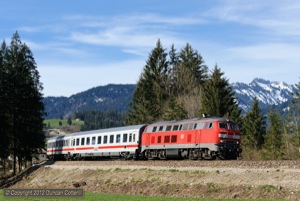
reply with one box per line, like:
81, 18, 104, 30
46, 117, 242, 160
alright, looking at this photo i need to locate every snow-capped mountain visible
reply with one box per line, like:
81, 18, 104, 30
43, 78, 298, 119
232, 78, 297, 113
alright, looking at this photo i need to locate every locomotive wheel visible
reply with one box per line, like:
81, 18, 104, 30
158, 150, 166, 160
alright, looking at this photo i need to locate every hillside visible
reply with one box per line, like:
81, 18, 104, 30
43, 78, 297, 119
43, 84, 135, 119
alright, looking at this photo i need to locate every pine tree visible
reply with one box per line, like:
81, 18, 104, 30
173, 43, 208, 96
284, 79, 300, 158
172, 43, 208, 118
0, 40, 10, 173
263, 107, 283, 160
67, 116, 72, 125
127, 39, 170, 124
200, 65, 238, 117
3, 32, 45, 174
242, 98, 266, 150
162, 97, 188, 120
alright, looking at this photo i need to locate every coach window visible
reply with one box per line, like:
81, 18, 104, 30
110, 135, 114, 143
157, 136, 162, 143
76, 138, 80, 146
97, 136, 102, 144
133, 134, 136, 142
86, 137, 90, 145
116, 134, 121, 143
92, 137, 96, 145
123, 134, 128, 142
81, 138, 85, 145
129, 133, 132, 142
166, 125, 172, 131
104, 136, 108, 144
71, 139, 75, 146
164, 136, 170, 143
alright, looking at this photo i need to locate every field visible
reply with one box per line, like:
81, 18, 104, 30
6, 160, 300, 200
44, 119, 84, 128
0, 190, 283, 201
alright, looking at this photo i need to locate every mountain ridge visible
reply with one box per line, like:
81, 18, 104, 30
42, 78, 298, 119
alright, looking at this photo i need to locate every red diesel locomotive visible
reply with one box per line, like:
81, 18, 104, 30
141, 117, 241, 160
47, 117, 241, 160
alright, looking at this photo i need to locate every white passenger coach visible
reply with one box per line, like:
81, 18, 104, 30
47, 124, 147, 160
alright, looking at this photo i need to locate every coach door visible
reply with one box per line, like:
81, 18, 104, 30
91, 136, 98, 151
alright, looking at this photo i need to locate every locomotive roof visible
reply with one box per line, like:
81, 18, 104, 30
149, 117, 234, 126
48, 124, 147, 141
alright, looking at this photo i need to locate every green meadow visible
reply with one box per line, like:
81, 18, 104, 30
44, 119, 84, 128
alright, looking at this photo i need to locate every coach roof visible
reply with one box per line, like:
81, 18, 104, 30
48, 124, 147, 141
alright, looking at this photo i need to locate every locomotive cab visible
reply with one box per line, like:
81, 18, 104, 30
216, 121, 242, 159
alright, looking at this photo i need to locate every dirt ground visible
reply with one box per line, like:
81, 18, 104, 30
10, 160, 300, 200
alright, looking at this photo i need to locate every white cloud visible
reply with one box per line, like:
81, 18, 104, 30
227, 43, 300, 60
208, 0, 300, 37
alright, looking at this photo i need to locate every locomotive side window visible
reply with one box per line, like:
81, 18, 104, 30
166, 125, 172, 131
194, 123, 204, 129
110, 135, 114, 143
104, 136, 108, 144
219, 123, 228, 129
205, 123, 214, 129
123, 134, 128, 142
172, 125, 179, 131
182, 124, 189, 130
81, 138, 85, 145
116, 134, 121, 143
152, 127, 157, 132
171, 135, 177, 143
92, 137, 96, 145
86, 137, 90, 145
97, 136, 101, 144
159, 126, 164, 131
188, 124, 194, 130
76, 138, 80, 146
157, 136, 161, 143
164, 136, 170, 143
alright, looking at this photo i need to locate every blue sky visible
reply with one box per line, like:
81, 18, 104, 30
1, 0, 300, 97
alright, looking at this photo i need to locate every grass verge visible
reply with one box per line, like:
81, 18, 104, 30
0, 190, 285, 201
